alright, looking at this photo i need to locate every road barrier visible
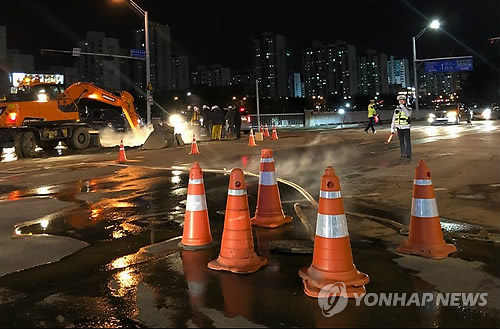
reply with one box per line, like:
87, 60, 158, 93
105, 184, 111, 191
249, 110, 435, 129
304, 109, 435, 128
249, 113, 305, 127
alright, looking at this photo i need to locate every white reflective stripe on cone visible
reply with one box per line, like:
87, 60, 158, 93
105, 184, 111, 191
319, 190, 341, 199
411, 198, 439, 218
414, 179, 433, 186
260, 158, 274, 163
316, 213, 349, 239
186, 194, 207, 211
259, 171, 277, 186
189, 179, 204, 185
228, 189, 247, 196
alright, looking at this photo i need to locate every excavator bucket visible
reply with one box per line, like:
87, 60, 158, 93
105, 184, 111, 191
142, 120, 177, 150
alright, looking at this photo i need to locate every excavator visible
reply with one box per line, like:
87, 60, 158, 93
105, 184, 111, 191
0, 77, 157, 157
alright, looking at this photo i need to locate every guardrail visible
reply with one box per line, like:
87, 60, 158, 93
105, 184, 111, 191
247, 110, 435, 128
304, 109, 435, 127
249, 113, 305, 127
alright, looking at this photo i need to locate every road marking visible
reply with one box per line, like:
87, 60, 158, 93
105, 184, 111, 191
434, 188, 449, 191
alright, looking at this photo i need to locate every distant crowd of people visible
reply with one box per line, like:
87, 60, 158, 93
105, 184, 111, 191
186, 105, 242, 141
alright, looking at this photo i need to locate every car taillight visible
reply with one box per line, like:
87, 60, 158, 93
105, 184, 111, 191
6, 112, 17, 124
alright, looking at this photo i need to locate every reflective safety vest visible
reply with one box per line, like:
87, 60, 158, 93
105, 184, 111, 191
191, 111, 201, 125
395, 109, 410, 126
368, 104, 377, 118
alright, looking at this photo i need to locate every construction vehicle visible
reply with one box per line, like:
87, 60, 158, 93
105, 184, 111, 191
0, 77, 145, 157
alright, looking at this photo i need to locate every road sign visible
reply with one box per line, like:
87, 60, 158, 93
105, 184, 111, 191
130, 49, 146, 59
72, 48, 81, 57
424, 58, 473, 73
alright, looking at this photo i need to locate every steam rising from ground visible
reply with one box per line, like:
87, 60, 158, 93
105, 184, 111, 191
99, 126, 154, 148
98, 118, 196, 148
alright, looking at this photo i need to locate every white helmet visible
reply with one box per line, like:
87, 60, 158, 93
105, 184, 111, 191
397, 95, 407, 101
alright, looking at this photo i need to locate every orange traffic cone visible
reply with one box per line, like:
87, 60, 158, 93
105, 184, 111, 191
208, 168, 268, 274
189, 134, 200, 155
299, 166, 370, 298
397, 160, 457, 259
251, 149, 292, 228
179, 162, 213, 250
263, 124, 270, 138
271, 124, 279, 140
248, 129, 257, 147
117, 140, 127, 164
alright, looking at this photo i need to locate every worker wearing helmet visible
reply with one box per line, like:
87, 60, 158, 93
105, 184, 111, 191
191, 106, 202, 138
391, 95, 412, 160
211, 106, 224, 140
201, 105, 210, 136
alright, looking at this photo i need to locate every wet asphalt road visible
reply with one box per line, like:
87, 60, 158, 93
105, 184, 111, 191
0, 122, 499, 328
0, 167, 498, 328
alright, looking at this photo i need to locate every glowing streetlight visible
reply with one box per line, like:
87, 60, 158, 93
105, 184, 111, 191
413, 19, 441, 118
430, 20, 441, 30
187, 92, 192, 97
174, 96, 179, 101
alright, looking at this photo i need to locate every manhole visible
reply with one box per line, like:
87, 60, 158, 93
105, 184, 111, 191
269, 240, 314, 254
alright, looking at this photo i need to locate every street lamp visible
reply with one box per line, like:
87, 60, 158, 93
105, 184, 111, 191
113, 0, 152, 125
413, 19, 440, 119
187, 92, 192, 97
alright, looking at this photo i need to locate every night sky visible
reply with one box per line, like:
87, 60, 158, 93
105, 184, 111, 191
1, 0, 499, 71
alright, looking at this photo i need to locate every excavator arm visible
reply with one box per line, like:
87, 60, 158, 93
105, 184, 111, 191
59, 82, 142, 136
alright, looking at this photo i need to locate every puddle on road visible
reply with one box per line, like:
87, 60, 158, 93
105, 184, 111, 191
4, 167, 207, 244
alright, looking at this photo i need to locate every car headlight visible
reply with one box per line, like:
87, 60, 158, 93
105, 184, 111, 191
429, 113, 436, 118
482, 109, 492, 119
447, 111, 457, 118
428, 118, 435, 123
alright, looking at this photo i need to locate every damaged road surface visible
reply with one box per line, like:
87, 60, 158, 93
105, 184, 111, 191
0, 123, 499, 328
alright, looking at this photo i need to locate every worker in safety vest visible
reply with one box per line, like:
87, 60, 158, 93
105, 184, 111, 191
391, 95, 412, 160
364, 99, 377, 134
191, 106, 202, 138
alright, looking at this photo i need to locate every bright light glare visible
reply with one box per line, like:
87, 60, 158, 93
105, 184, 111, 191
346, 103, 351, 108
40, 219, 49, 229
169, 114, 185, 126
430, 20, 441, 29
482, 109, 492, 120
37, 93, 48, 102
339, 108, 345, 115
